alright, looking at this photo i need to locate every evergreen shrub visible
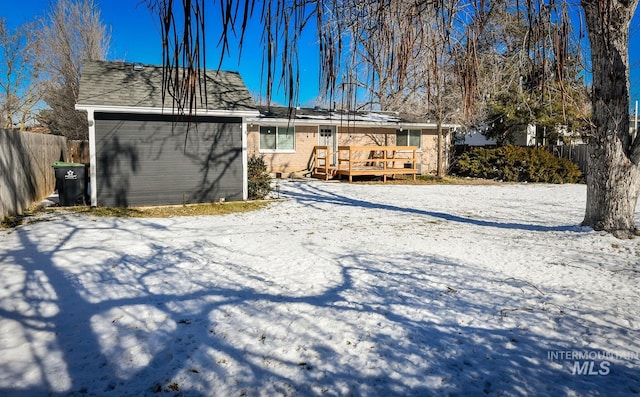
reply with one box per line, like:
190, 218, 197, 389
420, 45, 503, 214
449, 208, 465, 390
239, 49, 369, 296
247, 154, 272, 199
452, 146, 582, 183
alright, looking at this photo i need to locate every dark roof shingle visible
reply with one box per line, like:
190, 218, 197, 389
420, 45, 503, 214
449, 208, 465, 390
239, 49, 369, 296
77, 60, 256, 111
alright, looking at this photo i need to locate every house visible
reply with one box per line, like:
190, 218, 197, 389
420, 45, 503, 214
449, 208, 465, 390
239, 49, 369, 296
457, 124, 535, 147
458, 123, 584, 147
246, 106, 457, 177
456, 127, 498, 147
76, 60, 258, 207
76, 61, 457, 208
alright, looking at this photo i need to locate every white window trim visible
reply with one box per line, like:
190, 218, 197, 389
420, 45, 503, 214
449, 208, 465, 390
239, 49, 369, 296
396, 129, 423, 152
259, 125, 296, 152
260, 149, 296, 154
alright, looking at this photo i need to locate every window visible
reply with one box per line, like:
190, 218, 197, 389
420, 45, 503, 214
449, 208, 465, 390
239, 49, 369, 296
260, 126, 295, 151
396, 129, 421, 148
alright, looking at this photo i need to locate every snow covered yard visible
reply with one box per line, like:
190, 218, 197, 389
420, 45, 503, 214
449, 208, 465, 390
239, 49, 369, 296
0, 181, 639, 396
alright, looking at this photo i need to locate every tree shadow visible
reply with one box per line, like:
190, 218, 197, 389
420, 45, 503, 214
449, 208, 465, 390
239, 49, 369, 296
183, 120, 243, 203
94, 113, 243, 207
97, 132, 140, 207
1, 213, 637, 396
281, 181, 585, 233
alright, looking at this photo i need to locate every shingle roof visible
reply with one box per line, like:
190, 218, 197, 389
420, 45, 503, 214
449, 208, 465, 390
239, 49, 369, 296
77, 60, 256, 111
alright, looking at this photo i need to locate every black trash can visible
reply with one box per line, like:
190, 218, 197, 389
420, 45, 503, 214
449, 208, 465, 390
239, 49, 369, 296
53, 162, 87, 206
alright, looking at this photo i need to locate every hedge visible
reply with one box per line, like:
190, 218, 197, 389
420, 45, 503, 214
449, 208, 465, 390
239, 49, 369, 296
452, 146, 582, 183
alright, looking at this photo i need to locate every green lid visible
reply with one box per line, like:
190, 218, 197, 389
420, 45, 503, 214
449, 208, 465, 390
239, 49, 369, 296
53, 161, 85, 167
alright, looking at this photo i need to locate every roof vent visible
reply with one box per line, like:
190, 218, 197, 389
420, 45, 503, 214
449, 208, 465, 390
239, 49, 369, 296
132, 63, 144, 71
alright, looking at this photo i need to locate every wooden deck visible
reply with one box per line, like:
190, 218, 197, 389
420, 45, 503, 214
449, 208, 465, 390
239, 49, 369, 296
312, 145, 418, 182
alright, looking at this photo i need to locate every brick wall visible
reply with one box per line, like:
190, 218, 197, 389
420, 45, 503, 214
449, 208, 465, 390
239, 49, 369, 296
247, 123, 446, 175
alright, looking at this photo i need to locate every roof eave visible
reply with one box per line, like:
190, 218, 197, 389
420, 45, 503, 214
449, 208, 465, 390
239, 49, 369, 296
246, 116, 458, 129
75, 104, 260, 118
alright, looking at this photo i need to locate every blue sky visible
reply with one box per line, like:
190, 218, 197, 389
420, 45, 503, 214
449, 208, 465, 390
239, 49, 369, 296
3, 0, 321, 105
2, 0, 640, 111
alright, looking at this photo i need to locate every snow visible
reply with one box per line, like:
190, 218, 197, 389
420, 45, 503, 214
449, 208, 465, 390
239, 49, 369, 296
346, 112, 400, 123
1, 181, 639, 396
277, 110, 402, 123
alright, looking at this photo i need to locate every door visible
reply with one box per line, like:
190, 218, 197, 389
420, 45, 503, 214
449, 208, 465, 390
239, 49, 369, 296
319, 125, 337, 165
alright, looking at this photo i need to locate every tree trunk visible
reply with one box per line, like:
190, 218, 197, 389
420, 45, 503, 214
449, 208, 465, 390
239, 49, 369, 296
581, 0, 640, 238
583, 146, 640, 237
436, 120, 446, 178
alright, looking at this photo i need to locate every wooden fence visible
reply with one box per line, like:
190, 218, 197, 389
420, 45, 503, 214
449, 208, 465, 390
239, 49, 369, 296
549, 144, 588, 173
67, 140, 90, 163
0, 129, 68, 219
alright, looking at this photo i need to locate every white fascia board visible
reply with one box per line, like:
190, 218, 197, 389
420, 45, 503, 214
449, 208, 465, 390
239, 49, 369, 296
75, 104, 260, 118
245, 116, 458, 130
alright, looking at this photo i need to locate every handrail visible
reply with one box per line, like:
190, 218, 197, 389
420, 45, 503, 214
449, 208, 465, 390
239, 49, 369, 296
335, 145, 418, 182
338, 145, 418, 152
337, 146, 418, 168
313, 145, 418, 182
313, 145, 331, 180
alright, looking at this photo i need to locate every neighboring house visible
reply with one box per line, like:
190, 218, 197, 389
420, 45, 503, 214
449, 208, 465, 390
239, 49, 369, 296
459, 124, 584, 147
512, 124, 539, 146
457, 124, 535, 147
76, 60, 258, 207
247, 106, 457, 176
456, 127, 498, 146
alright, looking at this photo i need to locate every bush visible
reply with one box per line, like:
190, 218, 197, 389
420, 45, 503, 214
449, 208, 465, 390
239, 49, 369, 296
248, 154, 272, 199
452, 146, 582, 183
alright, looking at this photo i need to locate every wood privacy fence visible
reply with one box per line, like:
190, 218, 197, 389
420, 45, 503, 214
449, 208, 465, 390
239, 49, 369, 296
67, 140, 90, 163
548, 144, 588, 174
0, 129, 68, 219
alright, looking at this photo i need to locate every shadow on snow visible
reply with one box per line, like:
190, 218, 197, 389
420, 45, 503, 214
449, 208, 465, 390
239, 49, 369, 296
282, 181, 583, 233
0, 187, 636, 396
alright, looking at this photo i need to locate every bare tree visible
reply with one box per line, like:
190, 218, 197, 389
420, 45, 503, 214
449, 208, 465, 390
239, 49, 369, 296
37, 0, 110, 139
0, 19, 42, 130
327, 2, 429, 113
0, 19, 21, 129
424, 1, 467, 177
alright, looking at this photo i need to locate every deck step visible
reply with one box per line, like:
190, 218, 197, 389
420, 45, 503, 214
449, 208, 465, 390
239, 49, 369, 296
312, 167, 337, 180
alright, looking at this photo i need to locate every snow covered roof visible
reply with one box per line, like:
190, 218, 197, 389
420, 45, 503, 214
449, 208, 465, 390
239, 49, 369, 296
251, 106, 457, 128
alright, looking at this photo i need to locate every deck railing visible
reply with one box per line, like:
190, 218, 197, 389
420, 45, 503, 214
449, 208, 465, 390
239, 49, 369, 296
312, 145, 418, 182
312, 145, 331, 180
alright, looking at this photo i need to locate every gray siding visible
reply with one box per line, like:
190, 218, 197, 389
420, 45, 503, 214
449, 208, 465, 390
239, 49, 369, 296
95, 113, 243, 207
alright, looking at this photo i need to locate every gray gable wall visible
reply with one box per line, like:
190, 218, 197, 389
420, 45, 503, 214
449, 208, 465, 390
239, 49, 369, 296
77, 60, 256, 111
